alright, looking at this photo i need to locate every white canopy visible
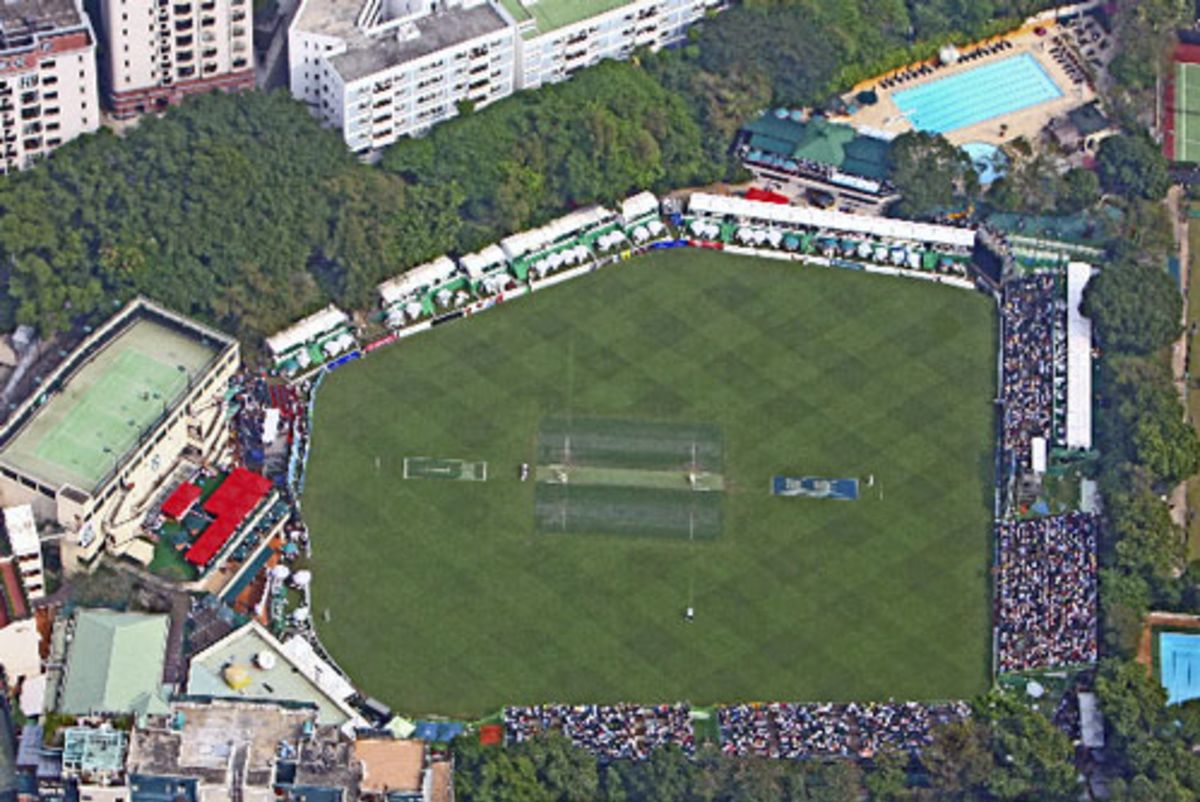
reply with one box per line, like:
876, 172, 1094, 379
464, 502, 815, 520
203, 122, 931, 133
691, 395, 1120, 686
688, 192, 976, 249
460, 245, 507, 280
266, 305, 349, 358
377, 256, 458, 306
1031, 436, 1047, 475
501, 206, 613, 260
262, 408, 281, 446
1066, 262, 1094, 450
619, 191, 659, 223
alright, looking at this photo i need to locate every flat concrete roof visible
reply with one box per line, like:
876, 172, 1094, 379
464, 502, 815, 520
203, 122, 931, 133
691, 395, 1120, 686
187, 624, 353, 727
326, 3, 508, 83
127, 700, 313, 787
499, 0, 631, 34
0, 0, 85, 47
0, 317, 218, 493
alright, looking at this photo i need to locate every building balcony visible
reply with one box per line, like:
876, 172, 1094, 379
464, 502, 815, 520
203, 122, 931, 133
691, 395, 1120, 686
175, 19, 194, 31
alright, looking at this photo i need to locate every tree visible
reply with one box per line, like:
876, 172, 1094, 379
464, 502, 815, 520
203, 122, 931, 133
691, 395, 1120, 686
1096, 134, 1171, 201
888, 131, 978, 217
1082, 262, 1182, 355
1059, 167, 1100, 214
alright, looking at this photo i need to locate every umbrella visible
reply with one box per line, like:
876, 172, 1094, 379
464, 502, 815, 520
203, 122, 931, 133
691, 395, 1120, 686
436, 288, 452, 307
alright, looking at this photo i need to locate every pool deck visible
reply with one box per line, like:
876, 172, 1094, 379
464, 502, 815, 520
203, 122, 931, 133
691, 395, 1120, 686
839, 23, 1095, 146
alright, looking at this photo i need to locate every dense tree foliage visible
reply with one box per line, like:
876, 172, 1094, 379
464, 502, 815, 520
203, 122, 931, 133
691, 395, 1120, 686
1096, 135, 1171, 202
1106, 0, 1189, 122
1096, 659, 1200, 802
887, 131, 978, 217
1083, 261, 1182, 355
0, 91, 462, 338
379, 62, 719, 253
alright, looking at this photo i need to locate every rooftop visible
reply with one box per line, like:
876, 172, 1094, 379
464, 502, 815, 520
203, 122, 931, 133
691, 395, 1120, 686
59, 609, 170, 717
186, 622, 355, 727
62, 727, 127, 776
742, 113, 892, 181
313, 3, 508, 84
0, 313, 221, 493
0, 0, 86, 50
354, 739, 424, 794
127, 700, 313, 786
499, 0, 631, 35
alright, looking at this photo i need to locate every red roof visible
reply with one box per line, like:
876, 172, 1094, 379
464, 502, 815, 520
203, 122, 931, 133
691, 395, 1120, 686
185, 468, 273, 567
161, 482, 202, 520
1, 561, 27, 620
745, 187, 790, 205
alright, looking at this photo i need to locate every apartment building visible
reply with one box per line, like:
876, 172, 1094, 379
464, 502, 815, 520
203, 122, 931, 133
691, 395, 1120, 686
98, 0, 253, 118
289, 0, 720, 154
3, 504, 44, 601
0, 0, 99, 173
290, 0, 514, 153
504, 0, 720, 90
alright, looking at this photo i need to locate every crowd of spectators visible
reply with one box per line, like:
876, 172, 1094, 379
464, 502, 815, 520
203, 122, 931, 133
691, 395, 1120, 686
1001, 274, 1056, 475
719, 701, 970, 759
505, 704, 694, 760
996, 512, 1098, 672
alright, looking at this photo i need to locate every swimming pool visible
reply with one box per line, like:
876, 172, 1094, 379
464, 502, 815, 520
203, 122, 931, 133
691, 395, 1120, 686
1160, 631, 1200, 705
892, 54, 1062, 135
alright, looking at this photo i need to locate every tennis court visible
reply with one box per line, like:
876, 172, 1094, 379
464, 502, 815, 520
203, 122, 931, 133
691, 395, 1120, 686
892, 53, 1062, 135
0, 319, 216, 491
1176, 62, 1200, 163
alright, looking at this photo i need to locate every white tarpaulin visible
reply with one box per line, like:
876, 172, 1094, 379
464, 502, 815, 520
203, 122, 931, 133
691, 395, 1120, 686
619, 191, 658, 223
459, 245, 507, 280
1031, 436, 1047, 475
377, 256, 458, 306
1078, 691, 1105, 748
688, 192, 976, 249
266, 305, 349, 358
1066, 262, 1094, 450
501, 206, 613, 260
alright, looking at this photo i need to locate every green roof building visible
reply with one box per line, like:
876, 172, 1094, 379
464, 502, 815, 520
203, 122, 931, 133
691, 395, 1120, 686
740, 113, 893, 181
59, 609, 171, 717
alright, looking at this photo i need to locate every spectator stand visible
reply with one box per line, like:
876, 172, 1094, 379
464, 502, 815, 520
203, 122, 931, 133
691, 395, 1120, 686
378, 256, 462, 330
266, 305, 358, 380
683, 193, 975, 282
502, 205, 614, 284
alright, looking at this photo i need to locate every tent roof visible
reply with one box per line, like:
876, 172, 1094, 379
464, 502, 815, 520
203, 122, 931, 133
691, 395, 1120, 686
378, 257, 458, 305
689, 192, 976, 249
1066, 262, 1094, 450
265, 305, 348, 357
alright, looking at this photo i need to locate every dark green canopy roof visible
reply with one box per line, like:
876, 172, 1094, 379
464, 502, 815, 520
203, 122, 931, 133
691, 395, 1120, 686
741, 113, 891, 181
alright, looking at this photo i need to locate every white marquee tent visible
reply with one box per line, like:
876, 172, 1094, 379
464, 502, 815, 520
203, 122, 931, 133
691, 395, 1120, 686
688, 192, 976, 250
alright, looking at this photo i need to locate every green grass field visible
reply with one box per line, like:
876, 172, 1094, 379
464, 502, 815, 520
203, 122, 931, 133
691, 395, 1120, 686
1177, 63, 1200, 163
303, 251, 997, 716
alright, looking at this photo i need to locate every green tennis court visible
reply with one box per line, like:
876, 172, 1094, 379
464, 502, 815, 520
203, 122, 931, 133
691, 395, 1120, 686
0, 319, 216, 491
1177, 62, 1200, 163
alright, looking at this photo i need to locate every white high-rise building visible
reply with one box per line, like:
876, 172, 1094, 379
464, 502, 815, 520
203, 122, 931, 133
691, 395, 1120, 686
290, 0, 514, 154
289, 0, 721, 154
0, 0, 99, 173
504, 0, 720, 90
97, 0, 254, 118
